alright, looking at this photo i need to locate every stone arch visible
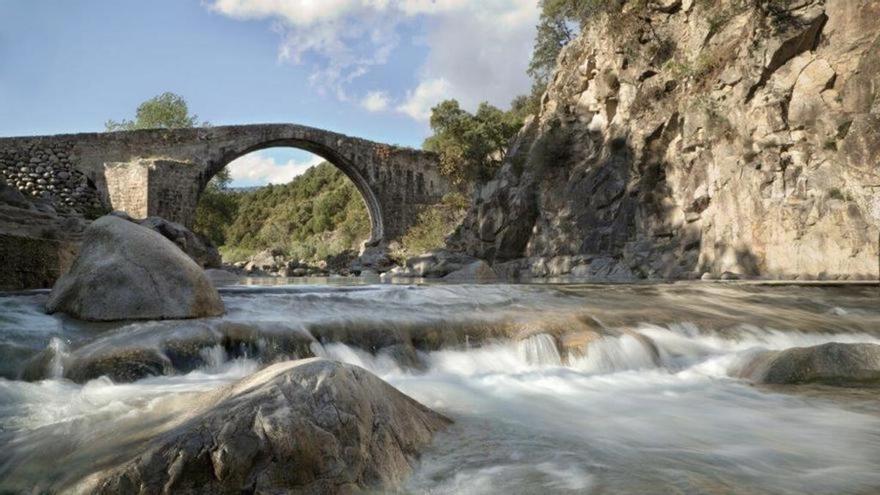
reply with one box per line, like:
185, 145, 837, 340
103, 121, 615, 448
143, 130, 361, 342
203, 138, 385, 246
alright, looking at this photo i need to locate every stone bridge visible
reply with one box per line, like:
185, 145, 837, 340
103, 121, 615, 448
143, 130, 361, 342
0, 124, 451, 246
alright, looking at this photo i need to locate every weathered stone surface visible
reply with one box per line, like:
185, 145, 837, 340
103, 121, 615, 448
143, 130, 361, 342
0, 124, 452, 248
46, 215, 224, 321
449, 0, 880, 281
738, 343, 880, 385
0, 181, 89, 290
443, 260, 498, 282
80, 358, 450, 494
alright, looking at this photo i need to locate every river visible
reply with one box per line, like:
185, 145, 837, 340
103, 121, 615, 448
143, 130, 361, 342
1, 281, 879, 494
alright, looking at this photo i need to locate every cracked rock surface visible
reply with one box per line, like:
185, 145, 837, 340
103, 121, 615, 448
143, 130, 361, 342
450, 0, 880, 281
79, 358, 451, 495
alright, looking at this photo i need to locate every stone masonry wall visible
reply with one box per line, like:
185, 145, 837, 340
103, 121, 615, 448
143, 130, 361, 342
0, 139, 104, 215
105, 161, 149, 219
147, 160, 202, 227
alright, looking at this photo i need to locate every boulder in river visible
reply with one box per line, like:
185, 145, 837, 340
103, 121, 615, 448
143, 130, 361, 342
81, 358, 450, 494
46, 215, 225, 321
111, 211, 221, 268
739, 342, 880, 385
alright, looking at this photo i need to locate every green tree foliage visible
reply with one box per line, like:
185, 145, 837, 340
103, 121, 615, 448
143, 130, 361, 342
105, 92, 203, 131
423, 100, 523, 184
193, 168, 238, 246
395, 192, 470, 259
217, 162, 370, 263
528, 0, 579, 88
421, 2, 626, 185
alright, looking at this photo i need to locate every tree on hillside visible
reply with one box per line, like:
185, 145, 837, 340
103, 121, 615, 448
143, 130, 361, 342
423, 100, 522, 184
107, 92, 234, 242
194, 167, 238, 245
105, 92, 204, 131
525, 0, 621, 110
528, 0, 580, 88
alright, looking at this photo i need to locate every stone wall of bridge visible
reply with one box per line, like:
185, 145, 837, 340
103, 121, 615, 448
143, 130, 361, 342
0, 124, 451, 245
0, 138, 104, 215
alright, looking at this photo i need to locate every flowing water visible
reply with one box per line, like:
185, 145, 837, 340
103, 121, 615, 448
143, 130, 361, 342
1, 281, 879, 494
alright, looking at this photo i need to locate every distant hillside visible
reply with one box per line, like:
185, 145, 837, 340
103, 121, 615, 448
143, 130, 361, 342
196, 162, 370, 263
195, 161, 469, 266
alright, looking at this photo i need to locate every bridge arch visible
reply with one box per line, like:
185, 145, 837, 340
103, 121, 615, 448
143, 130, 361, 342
0, 123, 452, 264
204, 139, 384, 245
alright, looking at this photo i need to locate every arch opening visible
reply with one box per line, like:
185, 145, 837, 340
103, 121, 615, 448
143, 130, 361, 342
193, 144, 377, 269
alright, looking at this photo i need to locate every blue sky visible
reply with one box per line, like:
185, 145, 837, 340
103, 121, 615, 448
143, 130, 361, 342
0, 1, 538, 186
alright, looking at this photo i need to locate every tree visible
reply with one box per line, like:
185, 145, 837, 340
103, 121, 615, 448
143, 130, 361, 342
528, 0, 577, 88
423, 99, 522, 184
528, 1, 621, 89
105, 92, 203, 131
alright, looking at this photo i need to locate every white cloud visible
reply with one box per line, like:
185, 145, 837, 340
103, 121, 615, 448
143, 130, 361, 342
205, 0, 540, 120
226, 152, 324, 185
361, 90, 391, 112
414, 0, 538, 111
396, 78, 450, 121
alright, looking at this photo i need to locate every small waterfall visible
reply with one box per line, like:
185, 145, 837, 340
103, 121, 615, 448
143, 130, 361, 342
47, 337, 68, 378
199, 345, 229, 368
519, 334, 562, 366
569, 333, 658, 374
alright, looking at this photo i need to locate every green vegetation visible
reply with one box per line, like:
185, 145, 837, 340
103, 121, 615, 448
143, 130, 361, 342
193, 168, 237, 246
105, 92, 205, 131
423, 100, 523, 184
421, 1, 646, 188
394, 192, 470, 260
212, 162, 371, 263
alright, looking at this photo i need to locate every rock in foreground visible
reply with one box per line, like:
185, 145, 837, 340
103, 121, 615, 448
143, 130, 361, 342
82, 358, 450, 494
46, 215, 224, 321
739, 342, 880, 385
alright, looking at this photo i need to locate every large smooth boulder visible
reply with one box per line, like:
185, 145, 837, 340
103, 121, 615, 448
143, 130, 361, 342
82, 358, 450, 494
110, 211, 221, 268
738, 342, 880, 385
46, 215, 224, 321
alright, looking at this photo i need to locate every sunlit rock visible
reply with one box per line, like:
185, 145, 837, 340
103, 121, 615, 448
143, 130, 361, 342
81, 358, 450, 494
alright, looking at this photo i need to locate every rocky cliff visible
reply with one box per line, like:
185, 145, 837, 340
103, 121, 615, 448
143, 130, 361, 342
450, 0, 880, 280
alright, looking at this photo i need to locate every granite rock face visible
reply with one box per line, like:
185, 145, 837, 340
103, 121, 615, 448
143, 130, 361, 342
82, 359, 450, 495
738, 342, 880, 385
46, 215, 224, 321
450, 0, 880, 281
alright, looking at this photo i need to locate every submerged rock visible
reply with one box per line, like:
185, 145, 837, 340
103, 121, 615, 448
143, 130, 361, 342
81, 358, 450, 494
739, 342, 880, 385
46, 215, 224, 321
